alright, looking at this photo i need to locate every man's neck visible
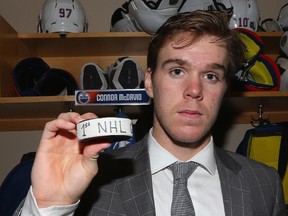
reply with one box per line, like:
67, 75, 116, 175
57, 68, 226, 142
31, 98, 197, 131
151, 128, 211, 161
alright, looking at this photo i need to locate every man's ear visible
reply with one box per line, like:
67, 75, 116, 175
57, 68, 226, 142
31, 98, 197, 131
145, 68, 154, 98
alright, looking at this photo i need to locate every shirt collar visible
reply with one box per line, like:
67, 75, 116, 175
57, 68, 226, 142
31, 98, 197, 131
148, 128, 216, 175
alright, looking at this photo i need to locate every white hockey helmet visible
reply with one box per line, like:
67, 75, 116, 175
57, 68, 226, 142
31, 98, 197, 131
110, 1, 142, 32
178, 0, 259, 31
38, 0, 88, 33
227, 0, 260, 31
210, 0, 233, 16
128, 0, 184, 34
276, 57, 288, 90
178, 0, 233, 16
280, 31, 288, 57
178, 0, 215, 13
278, 3, 288, 31
261, 18, 283, 32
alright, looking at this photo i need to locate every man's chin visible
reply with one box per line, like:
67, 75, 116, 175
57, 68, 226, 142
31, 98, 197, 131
170, 130, 211, 148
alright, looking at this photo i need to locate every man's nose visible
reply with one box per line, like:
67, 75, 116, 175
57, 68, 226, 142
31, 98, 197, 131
184, 76, 203, 100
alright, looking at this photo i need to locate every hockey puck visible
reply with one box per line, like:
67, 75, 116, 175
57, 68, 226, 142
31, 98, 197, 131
77, 117, 133, 142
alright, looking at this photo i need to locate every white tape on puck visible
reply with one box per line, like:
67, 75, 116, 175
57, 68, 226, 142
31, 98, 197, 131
77, 117, 133, 142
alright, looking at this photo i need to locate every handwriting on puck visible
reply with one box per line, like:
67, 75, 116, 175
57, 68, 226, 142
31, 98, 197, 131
77, 117, 133, 142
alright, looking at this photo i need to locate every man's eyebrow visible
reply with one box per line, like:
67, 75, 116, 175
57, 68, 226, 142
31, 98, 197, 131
161, 58, 189, 68
209, 63, 227, 73
161, 58, 227, 72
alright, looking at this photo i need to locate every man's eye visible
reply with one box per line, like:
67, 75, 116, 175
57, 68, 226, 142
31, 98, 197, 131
171, 69, 183, 76
205, 73, 219, 82
208, 74, 215, 79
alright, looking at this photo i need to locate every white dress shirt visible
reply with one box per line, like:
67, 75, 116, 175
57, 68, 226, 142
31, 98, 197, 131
148, 129, 225, 216
20, 129, 225, 215
20, 187, 78, 215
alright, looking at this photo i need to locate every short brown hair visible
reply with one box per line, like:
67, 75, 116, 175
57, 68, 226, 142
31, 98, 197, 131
147, 10, 245, 81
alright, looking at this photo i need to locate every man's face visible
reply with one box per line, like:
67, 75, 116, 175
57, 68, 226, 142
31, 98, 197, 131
145, 34, 229, 149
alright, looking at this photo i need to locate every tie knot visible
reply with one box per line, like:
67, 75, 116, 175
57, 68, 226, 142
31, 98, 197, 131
169, 161, 198, 181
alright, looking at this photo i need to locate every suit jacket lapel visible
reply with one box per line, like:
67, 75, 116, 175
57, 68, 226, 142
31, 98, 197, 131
215, 147, 253, 216
117, 136, 156, 216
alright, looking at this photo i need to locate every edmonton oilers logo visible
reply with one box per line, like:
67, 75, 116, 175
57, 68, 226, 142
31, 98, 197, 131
77, 91, 90, 104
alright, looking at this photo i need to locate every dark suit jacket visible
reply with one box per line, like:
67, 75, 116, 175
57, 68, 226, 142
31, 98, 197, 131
74, 135, 286, 216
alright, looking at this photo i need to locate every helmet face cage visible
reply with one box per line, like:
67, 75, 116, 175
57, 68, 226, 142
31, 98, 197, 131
38, 0, 88, 33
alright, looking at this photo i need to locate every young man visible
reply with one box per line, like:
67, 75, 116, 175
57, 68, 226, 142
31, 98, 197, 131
15, 10, 286, 216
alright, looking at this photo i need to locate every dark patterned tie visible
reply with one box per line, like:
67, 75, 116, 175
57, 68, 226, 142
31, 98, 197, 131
170, 161, 198, 216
